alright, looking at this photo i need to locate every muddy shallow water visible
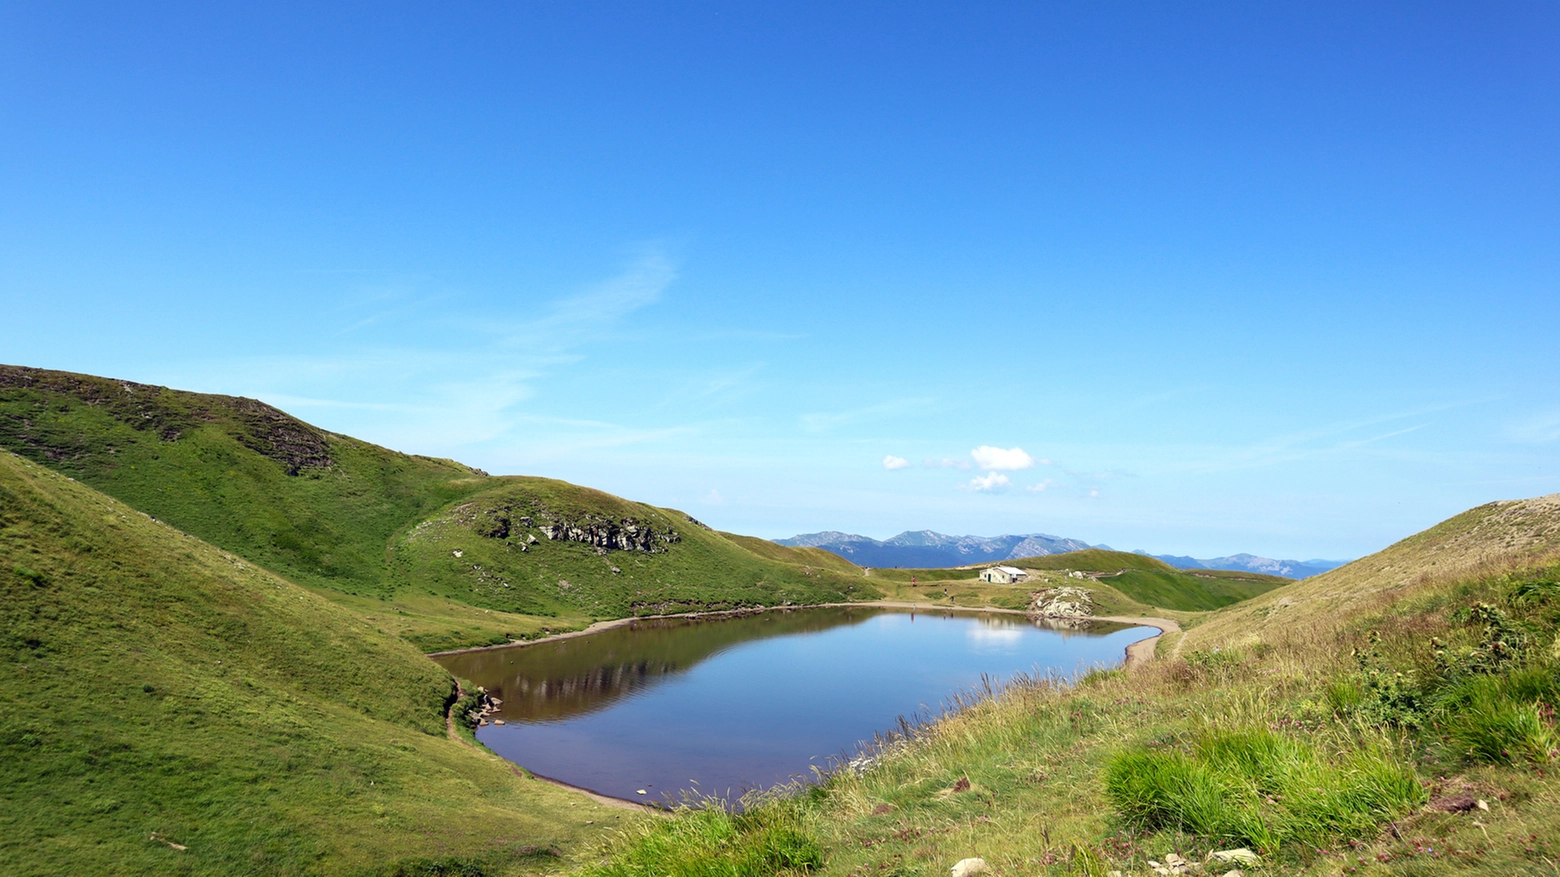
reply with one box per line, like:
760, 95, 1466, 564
433, 606, 1153, 805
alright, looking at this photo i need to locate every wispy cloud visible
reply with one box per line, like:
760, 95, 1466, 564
528, 252, 675, 336
1026, 479, 1053, 492
1168, 404, 1461, 475
800, 398, 933, 432
925, 457, 972, 470
170, 252, 682, 457
882, 455, 910, 470
1504, 411, 1560, 444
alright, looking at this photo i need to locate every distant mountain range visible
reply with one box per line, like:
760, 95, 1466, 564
774, 530, 1349, 579
775, 530, 1093, 569
1134, 552, 1348, 580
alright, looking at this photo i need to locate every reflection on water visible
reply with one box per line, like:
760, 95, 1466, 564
432, 607, 1150, 805
438, 608, 883, 722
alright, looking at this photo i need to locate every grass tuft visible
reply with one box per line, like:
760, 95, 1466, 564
581, 802, 822, 877
1104, 727, 1423, 851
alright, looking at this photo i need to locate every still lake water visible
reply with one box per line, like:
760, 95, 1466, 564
433, 607, 1154, 805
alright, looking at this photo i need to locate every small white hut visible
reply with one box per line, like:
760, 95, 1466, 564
979, 565, 1029, 584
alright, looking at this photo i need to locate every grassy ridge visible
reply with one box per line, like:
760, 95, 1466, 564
0, 451, 624, 876
0, 364, 486, 597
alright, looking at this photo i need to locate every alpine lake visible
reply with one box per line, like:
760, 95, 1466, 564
433, 606, 1156, 806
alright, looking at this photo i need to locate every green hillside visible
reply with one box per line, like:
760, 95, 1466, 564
0, 364, 485, 596
862, 548, 1289, 613
0, 365, 877, 650
1008, 548, 1176, 572
0, 450, 624, 876
389, 478, 877, 650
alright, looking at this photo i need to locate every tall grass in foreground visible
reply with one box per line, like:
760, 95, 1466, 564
1104, 727, 1425, 851
579, 801, 822, 877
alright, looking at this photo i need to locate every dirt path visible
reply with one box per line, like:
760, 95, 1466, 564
1093, 615, 1182, 668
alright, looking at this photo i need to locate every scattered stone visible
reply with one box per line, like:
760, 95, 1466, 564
452, 549, 463, 558
636, 789, 647, 795
950, 858, 988, 877
492, 719, 505, 725
1148, 852, 1194, 875
951, 777, 971, 793
1208, 848, 1259, 865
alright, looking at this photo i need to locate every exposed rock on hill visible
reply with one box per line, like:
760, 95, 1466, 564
466, 499, 681, 553
0, 363, 333, 475
539, 516, 680, 553
1028, 586, 1094, 620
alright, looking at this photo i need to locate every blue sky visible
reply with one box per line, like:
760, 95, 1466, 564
3, 2, 1557, 559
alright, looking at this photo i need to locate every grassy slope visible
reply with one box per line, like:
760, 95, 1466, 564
858, 548, 1289, 614
0, 364, 486, 596
1179, 495, 1560, 652
0, 451, 626, 876
584, 496, 1560, 877
0, 366, 878, 650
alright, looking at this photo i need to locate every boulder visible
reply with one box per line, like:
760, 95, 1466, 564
950, 858, 988, 877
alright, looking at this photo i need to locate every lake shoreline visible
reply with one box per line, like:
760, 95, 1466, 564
426, 601, 1180, 667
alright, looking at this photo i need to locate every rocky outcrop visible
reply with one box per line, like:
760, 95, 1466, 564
1028, 586, 1094, 620
540, 517, 680, 552
468, 499, 681, 554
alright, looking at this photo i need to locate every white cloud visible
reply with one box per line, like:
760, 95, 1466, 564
882, 455, 910, 470
965, 472, 1011, 492
971, 446, 1037, 471
702, 489, 725, 505
1026, 479, 1053, 492
1089, 488, 1100, 498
